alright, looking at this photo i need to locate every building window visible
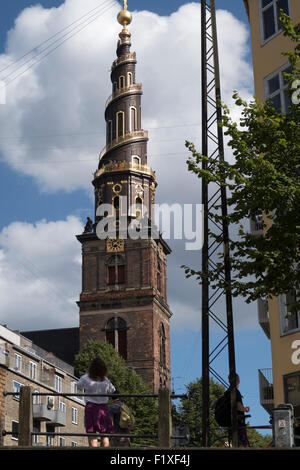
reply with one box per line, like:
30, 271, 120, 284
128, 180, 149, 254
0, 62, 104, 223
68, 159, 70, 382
13, 381, 23, 400
29, 361, 37, 380
11, 420, 19, 441
132, 155, 141, 165
119, 75, 125, 89
135, 196, 143, 218
72, 441, 77, 447
47, 396, 55, 410
130, 107, 137, 132
55, 374, 62, 392
59, 401, 66, 413
107, 120, 113, 143
46, 424, 55, 446
157, 260, 162, 292
260, 0, 290, 43
72, 407, 78, 424
107, 255, 125, 285
128, 72, 133, 86
32, 421, 40, 445
116, 111, 125, 138
284, 372, 300, 418
33, 389, 40, 405
159, 323, 166, 368
59, 437, 66, 447
14, 353, 22, 372
279, 290, 300, 335
264, 63, 292, 113
105, 317, 128, 360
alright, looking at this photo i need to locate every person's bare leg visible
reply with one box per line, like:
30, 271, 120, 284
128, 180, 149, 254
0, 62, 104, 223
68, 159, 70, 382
88, 437, 98, 447
101, 437, 110, 447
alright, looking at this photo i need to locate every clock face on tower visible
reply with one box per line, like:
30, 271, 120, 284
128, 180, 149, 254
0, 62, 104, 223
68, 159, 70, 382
106, 237, 124, 253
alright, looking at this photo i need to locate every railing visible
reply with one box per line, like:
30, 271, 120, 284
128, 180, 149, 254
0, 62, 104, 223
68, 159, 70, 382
2, 387, 188, 448
111, 52, 136, 70
258, 368, 274, 415
105, 84, 143, 109
99, 130, 148, 160
94, 159, 155, 180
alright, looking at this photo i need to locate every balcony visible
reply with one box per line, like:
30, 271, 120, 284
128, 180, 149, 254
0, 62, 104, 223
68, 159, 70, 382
95, 159, 155, 181
33, 404, 55, 422
105, 84, 143, 109
51, 410, 66, 427
258, 368, 274, 415
258, 298, 270, 338
99, 130, 148, 160
111, 52, 136, 70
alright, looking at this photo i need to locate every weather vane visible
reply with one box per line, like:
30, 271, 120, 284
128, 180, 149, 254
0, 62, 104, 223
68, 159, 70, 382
123, 0, 128, 10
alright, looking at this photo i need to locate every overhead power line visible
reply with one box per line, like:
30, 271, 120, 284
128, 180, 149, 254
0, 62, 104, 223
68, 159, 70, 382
0, 0, 115, 77
1, 0, 116, 88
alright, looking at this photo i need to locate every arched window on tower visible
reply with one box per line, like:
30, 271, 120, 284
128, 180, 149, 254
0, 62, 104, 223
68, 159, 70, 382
105, 317, 128, 360
108, 254, 125, 285
135, 196, 143, 218
127, 72, 133, 86
116, 111, 124, 138
159, 323, 166, 368
157, 259, 162, 293
130, 107, 137, 132
119, 75, 125, 89
113, 195, 120, 219
107, 120, 112, 143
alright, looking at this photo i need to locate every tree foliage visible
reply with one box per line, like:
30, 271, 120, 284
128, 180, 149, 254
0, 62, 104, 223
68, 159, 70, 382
174, 378, 272, 448
74, 340, 158, 446
183, 14, 300, 314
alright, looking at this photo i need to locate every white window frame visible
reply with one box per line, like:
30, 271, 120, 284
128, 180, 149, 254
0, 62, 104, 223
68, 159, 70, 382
71, 441, 77, 447
264, 63, 291, 113
279, 292, 300, 336
55, 374, 62, 393
59, 400, 66, 413
33, 389, 40, 405
29, 361, 37, 380
259, 0, 291, 45
14, 353, 22, 372
13, 381, 23, 400
72, 407, 78, 425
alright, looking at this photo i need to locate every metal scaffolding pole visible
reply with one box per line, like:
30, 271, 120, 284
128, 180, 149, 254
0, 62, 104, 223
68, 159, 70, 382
201, 0, 238, 447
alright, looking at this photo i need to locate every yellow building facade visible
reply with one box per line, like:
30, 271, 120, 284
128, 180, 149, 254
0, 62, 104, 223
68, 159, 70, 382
244, 0, 300, 421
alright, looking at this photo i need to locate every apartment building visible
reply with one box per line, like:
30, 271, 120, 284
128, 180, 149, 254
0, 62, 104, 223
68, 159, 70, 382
244, 0, 300, 422
0, 325, 86, 447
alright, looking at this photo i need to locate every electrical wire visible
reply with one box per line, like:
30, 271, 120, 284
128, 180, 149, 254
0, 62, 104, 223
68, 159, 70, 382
2, 0, 116, 88
0, 0, 115, 77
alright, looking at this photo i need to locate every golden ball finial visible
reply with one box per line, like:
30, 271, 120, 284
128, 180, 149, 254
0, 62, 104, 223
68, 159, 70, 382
117, 9, 132, 28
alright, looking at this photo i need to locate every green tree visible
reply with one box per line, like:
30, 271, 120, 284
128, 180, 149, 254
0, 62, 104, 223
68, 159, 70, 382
182, 14, 300, 314
74, 340, 158, 446
174, 378, 272, 448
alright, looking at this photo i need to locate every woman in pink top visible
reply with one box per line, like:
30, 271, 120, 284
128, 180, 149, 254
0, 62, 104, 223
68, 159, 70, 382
77, 357, 116, 447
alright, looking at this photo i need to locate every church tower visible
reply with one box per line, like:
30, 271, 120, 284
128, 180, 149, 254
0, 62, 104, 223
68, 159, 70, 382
77, 2, 172, 391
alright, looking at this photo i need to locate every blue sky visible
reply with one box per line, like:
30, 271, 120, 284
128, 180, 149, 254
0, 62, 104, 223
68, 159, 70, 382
0, 0, 273, 437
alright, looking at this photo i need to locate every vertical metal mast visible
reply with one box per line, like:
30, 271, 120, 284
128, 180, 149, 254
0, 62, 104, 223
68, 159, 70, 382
201, 0, 238, 447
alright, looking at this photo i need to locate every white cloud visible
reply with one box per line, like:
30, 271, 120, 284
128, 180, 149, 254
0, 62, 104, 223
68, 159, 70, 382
0, 216, 83, 330
0, 1, 258, 332
0, 1, 252, 195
